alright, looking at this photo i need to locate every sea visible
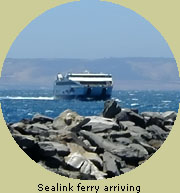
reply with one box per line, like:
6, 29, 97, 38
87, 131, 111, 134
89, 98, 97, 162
0, 90, 179, 123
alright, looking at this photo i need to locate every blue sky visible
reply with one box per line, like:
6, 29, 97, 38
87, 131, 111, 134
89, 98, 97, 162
7, 0, 173, 58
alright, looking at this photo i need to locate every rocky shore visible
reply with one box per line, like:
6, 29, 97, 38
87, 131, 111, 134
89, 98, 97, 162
8, 100, 177, 180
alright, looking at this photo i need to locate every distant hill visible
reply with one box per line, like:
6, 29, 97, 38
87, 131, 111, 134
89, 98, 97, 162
0, 57, 180, 90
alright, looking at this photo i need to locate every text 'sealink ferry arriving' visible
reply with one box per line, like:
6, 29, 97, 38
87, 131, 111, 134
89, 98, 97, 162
53, 72, 113, 100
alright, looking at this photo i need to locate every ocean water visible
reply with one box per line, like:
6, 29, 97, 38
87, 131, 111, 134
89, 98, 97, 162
0, 90, 179, 123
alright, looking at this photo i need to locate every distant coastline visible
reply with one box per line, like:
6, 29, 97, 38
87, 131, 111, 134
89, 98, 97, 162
0, 57, 179, 90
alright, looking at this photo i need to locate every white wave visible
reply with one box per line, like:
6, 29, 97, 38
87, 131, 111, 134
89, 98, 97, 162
130, 103, 139, 106
115, 99, 121, 102
132, 98, 138, 101
162, 100, 171, 103
0, 96, 54, 100
45, 110, 54, 113
111, 98, 122, 102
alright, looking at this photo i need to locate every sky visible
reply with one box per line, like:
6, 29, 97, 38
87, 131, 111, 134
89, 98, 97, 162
7, 0, 174, 59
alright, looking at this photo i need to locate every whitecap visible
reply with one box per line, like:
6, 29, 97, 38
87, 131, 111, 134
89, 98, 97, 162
115, 99, 121, 102
0, 96, 54, 100
132, 98, 138, 101
162, 100, 171, 103
45, 110, 54, 113
130, 103, 139, 106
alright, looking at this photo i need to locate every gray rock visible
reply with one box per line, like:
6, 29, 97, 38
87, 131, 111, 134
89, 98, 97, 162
120, 168, 132, 174
52, 142, 70, 156
57, 167, 96, 180
65, 152, 106, 180
82, 116, 120, 133
146, 125, 168, 140
114, 137, 132, 145
10, 122, 26, 134
164, 125, 173, 132
131, 109, 139, 114
161, 111, 177, 121
164, 119, 174, 126
141, 112, 164, 128
111, 143, 148, 163
120, 121, 135, 129
8, 107, 174, 180
127, 126, 152, 140
116, 110, 130, 122
66, 142, 101, 166
141, 112, 161, 118
148, 139, 163, 149
132, 138, 156, 154
80, 130, 148, 162
128, 126, 146, 134
25, 123, 50, 135
116, 109, 145, 128
80, 159, 91, 174
128, 111, 146, 128
103, 99, 121, 118
83, 139, 91, 147
83, 152, 103, 169
32, 113, 54, 123
80, 130, 116, 151
38, 141, 69, 157
54, 130, 93, 152
65, 152, 85, 170
53, 109, 89, 132
38, 141, 56, 157
103, 151, 120, 177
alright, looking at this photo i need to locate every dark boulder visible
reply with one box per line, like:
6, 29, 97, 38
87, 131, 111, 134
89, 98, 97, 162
38, 141, 70, 157
141, 112, 165, 128
103, 151, 120, 177
103, 99, 121, 118
110, 130, 132, 139
80, 130, 148, 163
38, 141, 57, 157
32, 113, 54, 124
128, 111, 146, 128
45, 155, 64, 168
116, 109, 145, 128
13, 133, 36, 148
116, 110, 130, 122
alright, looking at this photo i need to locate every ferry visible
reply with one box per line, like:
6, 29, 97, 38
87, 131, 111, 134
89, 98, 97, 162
53, 72, 113, 100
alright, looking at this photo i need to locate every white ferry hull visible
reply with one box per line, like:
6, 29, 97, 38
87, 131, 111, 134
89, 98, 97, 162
53, 85, 112, 100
